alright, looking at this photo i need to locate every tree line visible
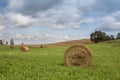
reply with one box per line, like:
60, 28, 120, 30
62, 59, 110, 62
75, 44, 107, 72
0, 38, 14, 47
90, 31, 120, 43
0, 31, 120, 45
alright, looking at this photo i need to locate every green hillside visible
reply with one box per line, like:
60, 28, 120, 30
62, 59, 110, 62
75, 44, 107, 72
0, 40, 120, 80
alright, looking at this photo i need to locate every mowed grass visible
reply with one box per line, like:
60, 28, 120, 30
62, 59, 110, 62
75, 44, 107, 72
0, 41, 120, 80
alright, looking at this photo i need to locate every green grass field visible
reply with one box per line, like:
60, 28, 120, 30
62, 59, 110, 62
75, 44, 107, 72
0, 40, 120, 80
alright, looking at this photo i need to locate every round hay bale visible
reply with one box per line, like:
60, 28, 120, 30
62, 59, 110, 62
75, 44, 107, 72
40, 45, 44, 48
64, 45, 93, 67
40, 44, 47, 48
21, 46, 30, 52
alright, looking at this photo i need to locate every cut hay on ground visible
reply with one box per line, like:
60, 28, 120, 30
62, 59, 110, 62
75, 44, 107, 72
64, 45, 93, 67
21, 46, 30, 52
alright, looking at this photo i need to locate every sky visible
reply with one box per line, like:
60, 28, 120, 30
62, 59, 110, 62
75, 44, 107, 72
0, 0, 120, 44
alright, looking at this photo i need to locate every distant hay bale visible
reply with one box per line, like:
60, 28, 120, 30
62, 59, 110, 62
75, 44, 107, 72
21, 46, 30, 52
64, 45, 93, 67
10, 45, 14, 48
40, 45, 44, 48
40, 44, 46, 48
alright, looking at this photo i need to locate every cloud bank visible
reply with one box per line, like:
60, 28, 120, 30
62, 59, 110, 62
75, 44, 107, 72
0, 0, 120, 44
0, 33, 72, 44
1, 0, 120, 30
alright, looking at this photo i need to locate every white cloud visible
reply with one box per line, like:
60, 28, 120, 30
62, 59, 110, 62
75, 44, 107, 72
2, 0, 120, 30
98, 15, 120, 31
80, 18, 94, 24
36, 0, 81, 30
0, 24, 5, 30
78, 0, 95, 7
0, 33, 72, 44
0, 0, 97, 30
1, 0, 120, 44
52, 24, 65, 30
0, 33, 2, 39
7, 0, 63, 16
0, 15, 5, 30
1, 0, 81, 30
112, 11, 120, 17
8, 0, 24, 10
78, 0, 120, 13
5, 12, 36, 28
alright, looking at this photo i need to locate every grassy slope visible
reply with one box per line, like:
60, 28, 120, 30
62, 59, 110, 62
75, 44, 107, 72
26, 39, 93, 47
0, 40, 120, 80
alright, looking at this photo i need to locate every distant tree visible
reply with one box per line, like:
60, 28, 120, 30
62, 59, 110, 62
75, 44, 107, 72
6, 42, 8, 45
90, 33, 95, 42
110, 35, 115, 40
105, 35, 111, 41
116, 33, 120, 39
90, 31, 107, 43
0, 40, 3, 45
10, 38, 14, 48
21, 42, 24, 45
3, 39, 5, 44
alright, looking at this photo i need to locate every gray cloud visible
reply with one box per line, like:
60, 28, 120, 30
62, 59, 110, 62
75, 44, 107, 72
1, 0, 120, 44
4, 0, 79, 29
78, 0, 120, 13
3, 0, 120, 31
9, 13, 35, 28
1, 0, 97, 30
0, 33, 72, 44
0, 14, 5, 30
97, 13, 120, 31
23, 0, 63, 14
7, 0, 63, 16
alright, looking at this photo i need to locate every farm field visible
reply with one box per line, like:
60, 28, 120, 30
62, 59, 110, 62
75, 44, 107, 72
0, 40, 120, 80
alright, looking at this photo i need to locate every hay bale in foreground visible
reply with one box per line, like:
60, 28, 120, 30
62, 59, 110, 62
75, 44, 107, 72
64, 45, 93, 67
21, 46, 30, 52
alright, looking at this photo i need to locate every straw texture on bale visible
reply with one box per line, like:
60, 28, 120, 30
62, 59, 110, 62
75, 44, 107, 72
64, 45, 92, 67
21, 46, 30, 52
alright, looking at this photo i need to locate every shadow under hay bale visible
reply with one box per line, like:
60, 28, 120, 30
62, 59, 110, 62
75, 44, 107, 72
21, 46, 30, 52
64, 45, 93, 67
